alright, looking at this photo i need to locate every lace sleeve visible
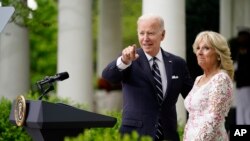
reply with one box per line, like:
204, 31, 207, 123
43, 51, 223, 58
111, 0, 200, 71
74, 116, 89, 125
195, 73, 233, 141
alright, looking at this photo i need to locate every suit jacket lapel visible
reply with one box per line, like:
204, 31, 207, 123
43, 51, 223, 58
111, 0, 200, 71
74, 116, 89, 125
137, 49, 155, 86
137, 48, 159, 99
162, 50, 173, 100
137, 48, 174, 101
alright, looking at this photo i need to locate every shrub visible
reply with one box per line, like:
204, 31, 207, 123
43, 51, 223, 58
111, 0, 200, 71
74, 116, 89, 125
1, 93, 184, 141
0, 93, 152, 141
64, 111, 152, 141
0, 97, 32, 141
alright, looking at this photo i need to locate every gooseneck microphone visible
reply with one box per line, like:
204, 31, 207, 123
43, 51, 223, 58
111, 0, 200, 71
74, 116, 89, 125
38, 72, 69, 85
37, 71, 69, 100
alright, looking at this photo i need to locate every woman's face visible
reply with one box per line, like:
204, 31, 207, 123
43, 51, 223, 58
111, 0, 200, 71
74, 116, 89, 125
195, 39, 219, 71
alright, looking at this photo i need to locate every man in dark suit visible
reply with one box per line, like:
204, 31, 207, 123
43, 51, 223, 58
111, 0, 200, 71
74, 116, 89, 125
102, 14, 193, 141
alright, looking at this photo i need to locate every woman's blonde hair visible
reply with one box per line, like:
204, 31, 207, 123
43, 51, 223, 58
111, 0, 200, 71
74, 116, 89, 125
192, 31, 234, 80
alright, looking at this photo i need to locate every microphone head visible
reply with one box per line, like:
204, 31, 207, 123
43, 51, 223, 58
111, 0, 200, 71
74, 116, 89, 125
57, 72, 69, 81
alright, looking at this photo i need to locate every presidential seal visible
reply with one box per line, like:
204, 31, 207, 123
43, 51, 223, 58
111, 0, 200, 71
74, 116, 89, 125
14, 95, 26, 126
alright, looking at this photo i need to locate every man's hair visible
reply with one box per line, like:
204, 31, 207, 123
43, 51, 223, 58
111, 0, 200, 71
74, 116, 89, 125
137, 14, 165, 31
238, 30, 250, 37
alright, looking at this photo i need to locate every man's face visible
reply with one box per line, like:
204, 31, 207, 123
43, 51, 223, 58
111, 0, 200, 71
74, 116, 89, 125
137, 19, 165, 56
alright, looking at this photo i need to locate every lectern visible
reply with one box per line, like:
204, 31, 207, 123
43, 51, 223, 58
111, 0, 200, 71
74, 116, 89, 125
9, 98, 117, 141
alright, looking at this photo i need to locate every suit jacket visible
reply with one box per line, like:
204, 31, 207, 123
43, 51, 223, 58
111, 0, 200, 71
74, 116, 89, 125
102, 48, 193, 141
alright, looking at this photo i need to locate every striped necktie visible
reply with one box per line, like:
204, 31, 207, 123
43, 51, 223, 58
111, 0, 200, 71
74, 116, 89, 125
152, 57, 164, 140
152, 57, 163, 103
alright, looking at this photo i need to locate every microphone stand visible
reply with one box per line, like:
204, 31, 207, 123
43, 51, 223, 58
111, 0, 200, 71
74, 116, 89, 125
37, 78, 55, 100
35, 72, 69, 100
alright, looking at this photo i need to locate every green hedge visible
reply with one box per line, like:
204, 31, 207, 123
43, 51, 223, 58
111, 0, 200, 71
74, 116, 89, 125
0, 93, 184, 141
64, 111, 152, 141
0, 97, 31, 141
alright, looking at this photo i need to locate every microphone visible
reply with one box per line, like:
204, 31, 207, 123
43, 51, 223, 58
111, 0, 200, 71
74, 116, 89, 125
38, 72, 69, 85
37, 71, 69, 100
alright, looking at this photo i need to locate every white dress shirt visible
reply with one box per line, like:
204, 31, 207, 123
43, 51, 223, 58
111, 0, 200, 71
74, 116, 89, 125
116, 50, 167, 97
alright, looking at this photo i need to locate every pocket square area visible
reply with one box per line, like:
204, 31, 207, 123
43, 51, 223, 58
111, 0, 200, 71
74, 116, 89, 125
172, 75, 179, 79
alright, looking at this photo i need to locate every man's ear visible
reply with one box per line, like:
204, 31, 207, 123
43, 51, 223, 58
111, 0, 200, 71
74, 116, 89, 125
161, 30, 165, 40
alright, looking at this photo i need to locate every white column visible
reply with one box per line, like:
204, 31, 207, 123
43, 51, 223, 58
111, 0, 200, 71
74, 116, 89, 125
97, 0, 122, 76
143, 0, 186, 58
220, 0, 233, 39
96, 0, 122, 113
243, 0, 250, 26
232, 0, 250, 36
58, 0, 93, 109
143, 0, 186, 125
0, 23, 30, 100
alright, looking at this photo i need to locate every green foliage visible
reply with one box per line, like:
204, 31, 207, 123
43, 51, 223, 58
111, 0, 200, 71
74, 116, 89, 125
1, 0, 59, 85
25, 90, 90, 110
28, 0, 58, 84
0, 92, 90, 141
1, 0, 32, 27
0, 97, 32, 141
25, 90, 69, 104
178, 123, 184, 141
64, 112, 153, 141
3, 0, 143, 89
122, 0, 142, 47
64, 110, 185, 141
0, 93, 185, 141
65, 130, 152, 141
0, 94, 153, 141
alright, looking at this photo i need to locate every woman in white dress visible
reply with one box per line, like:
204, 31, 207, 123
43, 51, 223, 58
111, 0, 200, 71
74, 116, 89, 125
183, 31, 234, 141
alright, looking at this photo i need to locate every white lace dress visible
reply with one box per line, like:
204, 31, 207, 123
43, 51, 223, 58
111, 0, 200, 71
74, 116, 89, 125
183, 71, 233, 141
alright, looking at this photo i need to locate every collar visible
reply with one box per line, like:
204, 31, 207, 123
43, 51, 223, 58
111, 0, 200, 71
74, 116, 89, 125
145, 49, 163, 62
